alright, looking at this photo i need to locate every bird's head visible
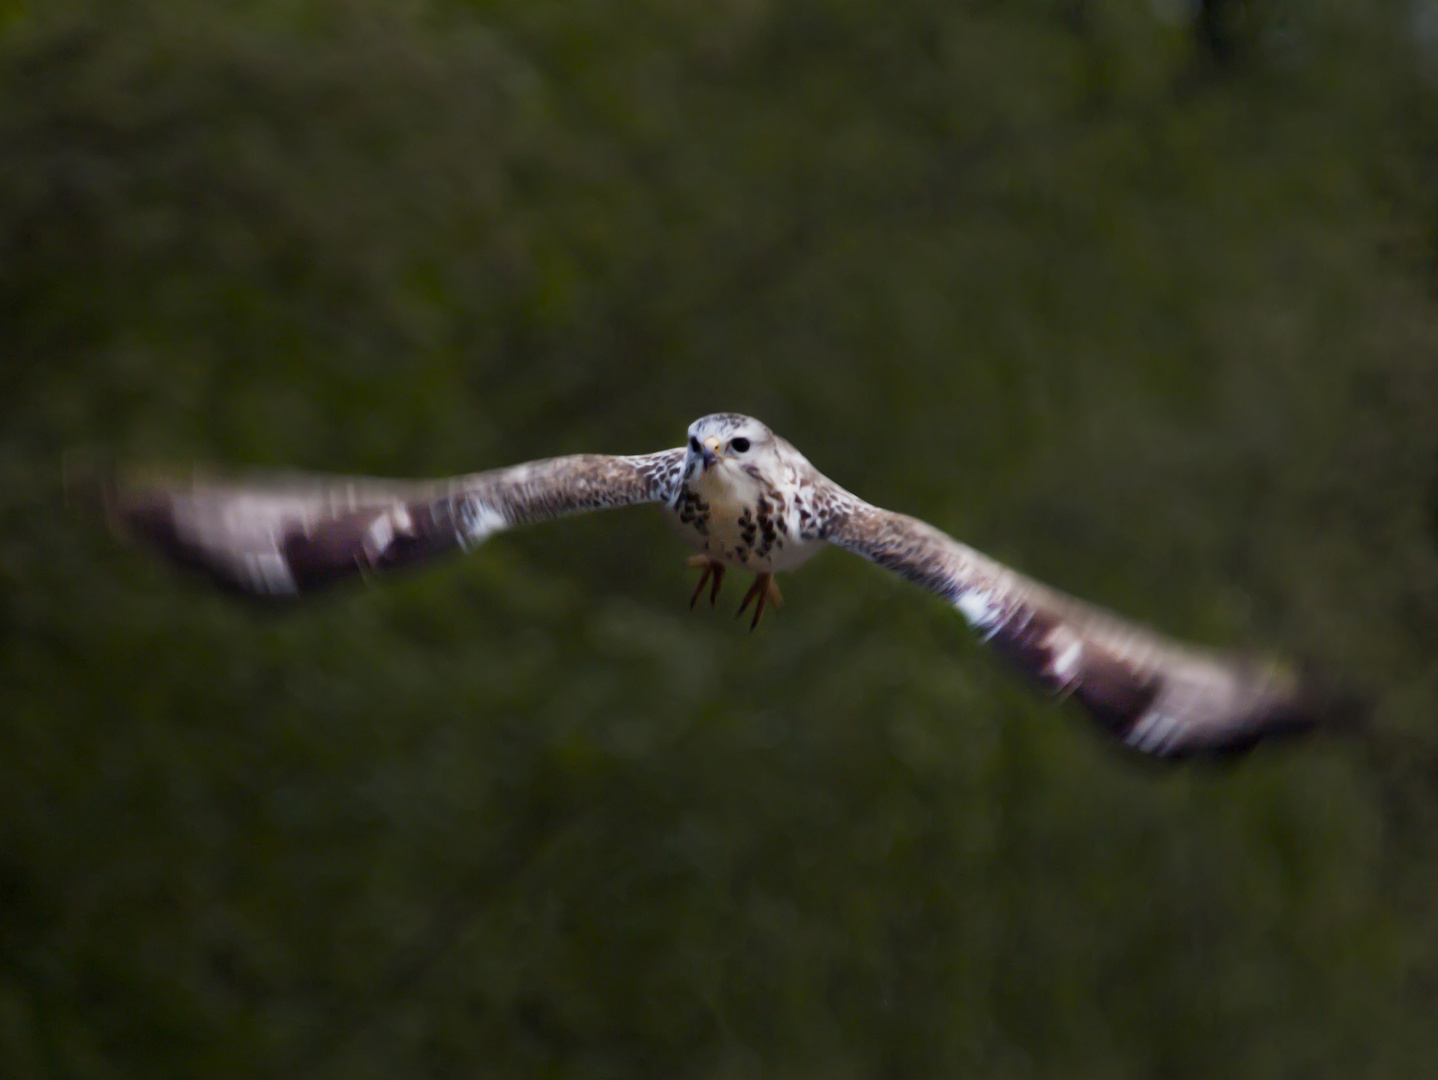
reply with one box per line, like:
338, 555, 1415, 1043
683, 413, 778, 483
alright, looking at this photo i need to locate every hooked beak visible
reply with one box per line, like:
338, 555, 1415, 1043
700, 435, 722, 470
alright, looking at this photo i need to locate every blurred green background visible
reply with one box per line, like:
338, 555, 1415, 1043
3, 0, 1438, 1076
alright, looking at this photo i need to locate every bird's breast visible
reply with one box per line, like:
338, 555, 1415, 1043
664, 477, 821, 572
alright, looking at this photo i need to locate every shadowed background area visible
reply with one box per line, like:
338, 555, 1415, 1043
3, 0, 1438, 1076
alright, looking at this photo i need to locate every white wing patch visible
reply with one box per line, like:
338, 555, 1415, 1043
1051, 640, 1082, 681
955, 588, 1003, 638
242, 552, 298, 594
1126, 711, 1182, 754
456, 497, 509, 548
364, 515, 395, 556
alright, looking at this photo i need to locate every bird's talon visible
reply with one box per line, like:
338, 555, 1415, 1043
736, 572, 781, 630
688, 556, 726, 609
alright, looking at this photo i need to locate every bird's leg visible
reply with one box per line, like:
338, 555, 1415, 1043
736, 572, 783, 630
687, 555, 726, 608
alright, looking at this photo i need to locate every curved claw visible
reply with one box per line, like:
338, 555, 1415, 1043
736, 572, 783, 630
687, 555, 726, 608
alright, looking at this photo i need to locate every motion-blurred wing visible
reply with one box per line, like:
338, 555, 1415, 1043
79, 450, 685, 597
822, 498, 1356, 758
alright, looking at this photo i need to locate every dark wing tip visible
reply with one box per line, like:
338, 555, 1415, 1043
1287, 661, 1372, 736
1149, 659, 1370, 765
64, 457, 164, 550
67, 461, 277, 598
68, 459, 476, 598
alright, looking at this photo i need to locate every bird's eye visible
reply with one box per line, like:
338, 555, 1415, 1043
730, 437, 750, 453
689, 436, 701, 452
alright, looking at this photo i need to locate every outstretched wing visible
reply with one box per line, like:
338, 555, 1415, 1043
78, 450, 685, 597
821, 497, 1359, 759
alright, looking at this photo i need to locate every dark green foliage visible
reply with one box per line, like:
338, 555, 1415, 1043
3, 0, 1438, 1076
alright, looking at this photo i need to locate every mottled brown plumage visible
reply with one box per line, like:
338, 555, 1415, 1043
76, 413, 1362, 759
82, 452, 683, 596
822, 501, 1356, 758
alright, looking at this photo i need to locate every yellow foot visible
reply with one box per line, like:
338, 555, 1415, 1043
686, 555, 726, 608
736, 572, 783, 631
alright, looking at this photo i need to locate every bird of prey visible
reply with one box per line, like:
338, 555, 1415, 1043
81, 412, 1358, 759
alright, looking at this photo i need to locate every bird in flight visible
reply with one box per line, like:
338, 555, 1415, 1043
82, 412, 1357, 759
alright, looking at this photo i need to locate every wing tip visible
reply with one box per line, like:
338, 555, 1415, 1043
1167, 660, 1371, 764
64, 459, 288, 600
64, 455, 188, 535
65, 457, 161, 556
1289, 661, 1371, 737
66, 458, 168, 545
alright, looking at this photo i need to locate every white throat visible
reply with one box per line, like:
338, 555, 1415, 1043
690, 459, 761, 508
